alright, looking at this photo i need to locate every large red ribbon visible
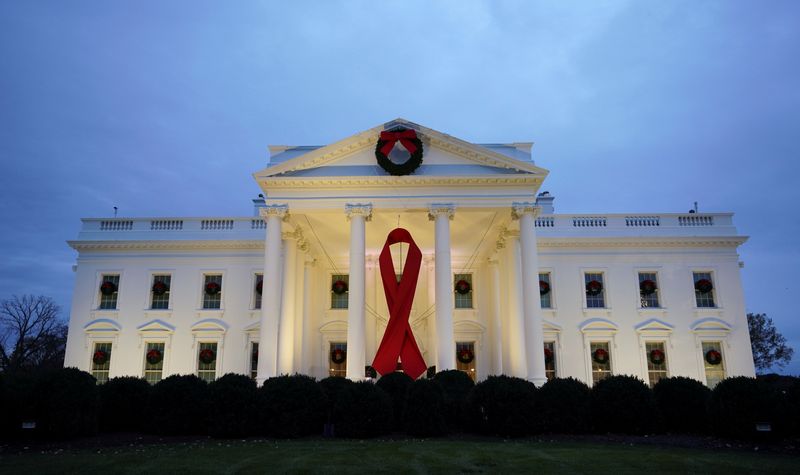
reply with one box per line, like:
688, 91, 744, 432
379, 130, 419, 156
372, 228, 427, 379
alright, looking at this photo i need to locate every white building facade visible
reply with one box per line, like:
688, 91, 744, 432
64, 119, 755, 388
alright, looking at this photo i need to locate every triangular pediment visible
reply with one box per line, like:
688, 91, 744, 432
635, 318, 675, 334
137, 319, 175, 333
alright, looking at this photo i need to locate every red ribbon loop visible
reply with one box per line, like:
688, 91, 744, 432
372, 228, 427, 379
379, 130, 419, 156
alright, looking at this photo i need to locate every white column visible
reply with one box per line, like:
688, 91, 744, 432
429, 204, 456, 372
300, 256, 315, 374
257, 204, 288, 384
277, 232, 298, 375
365, 256, 377, 364
345, 203, 372, 380
505, 231, 528, 378
513, 202, 547, 386
488, 258, 503, 375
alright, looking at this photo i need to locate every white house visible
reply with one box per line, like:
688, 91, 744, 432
64, 119, 755, 388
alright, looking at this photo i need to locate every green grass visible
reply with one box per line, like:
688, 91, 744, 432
1, 439, 797, 474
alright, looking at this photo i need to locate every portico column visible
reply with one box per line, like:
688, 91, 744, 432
429, 204, 456, 372
488, 258, 503, 375
257, 204, 288, 384
277, 231, 298, 375
345, 203, 372, 380
513, 202, 547, 386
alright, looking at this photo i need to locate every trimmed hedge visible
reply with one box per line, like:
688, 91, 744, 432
466, 375, 539, 437
403, 379, 448, 437
708, 377, 774, 439
259, 374, 326, 438
99, 376, 151, 433
319, 376, 354, 424
539, 378, 591, 434
653, 377, 710, 434
590, 375, 656, 435
34, 367, 99, 439
375, 372, 414, 431
332, 381, 392, 438
146, 374, 208, 435
208, 373, 259, 438
757, 374, 800, 438
432, 370, 474, 431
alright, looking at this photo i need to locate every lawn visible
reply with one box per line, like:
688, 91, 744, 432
1, 438, 797, 474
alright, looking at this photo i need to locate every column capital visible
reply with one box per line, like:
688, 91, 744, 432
511, 202, 541, 220
428, 203, 455, 221
345, 203, 373, 222
259, 204, 289, 221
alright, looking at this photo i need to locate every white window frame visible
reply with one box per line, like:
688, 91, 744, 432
93, 269, 124, 313
633, 267, 664, 310
580, 318, 618, 386
580, 268, 610, 312
90, 340, 114, 384
635, 318, 674, 385
691, 317, 732, 387
83, 318, 121, 376
252, 272, 264, 310
329, 272, 349, 310
454, 272, 475, 310
147, 271, 174, 311
137, 319, 175, 380
691, 269, 720, 309
142, 341, 168, 384
198, 270, 226, 313
539, 269, 556, 311
543, 320, 562, 381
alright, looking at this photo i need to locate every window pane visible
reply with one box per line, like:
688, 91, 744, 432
539, 273, 551, 309
329, 342, 347, 377
150, 274, 171, 310
456, 341, 476, 382
144, 342, 165, 384
645, 341, 668, 387
590, 341, 611, 384
250, 342, 259, 379
203, 275, 222, 309
702, 341, 725, 388
585, 273, 605, 308
254, 274, 263, 309
694, 272, 715, 308
330, 274, 349, 309
197, 342, 218, 382
544, 341, 556, 381
99, 274, 120, 310
454, 274, 473, 309
638, 272, 660, 308
91, 342, 112, 384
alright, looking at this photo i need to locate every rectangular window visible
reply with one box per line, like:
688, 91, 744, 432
197, 342, 218, 382
250, 342, 259, 380
702, 341, 726, 388
150, 274, 171, 310
544, 341, 556, 381
330, 274, 349, 309
693, 272, 716, 308
638, 272, 660, 308
91, 342, 112, 384
254, 274, 263, 310
645, 341, 668, 387
144, 342, 165, 384
454, 273, 473, 309
98, 274, 120, 310
202, 274, 223, 309
585, 272, 606, 308
456, 341, 476, 382
539, 273, 552, 309
329, 342, 347, 377
590, 341, 612, 384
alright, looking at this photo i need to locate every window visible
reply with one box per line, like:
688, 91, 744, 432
544, 341, 556, 381
456, 341, 476, 382
197, 342, 218, 382
329, 342, 346, 377
330, 274, 349, 309
590, 341, 612, 384
454, 273, 473, 309
202, 274, 223, 309
144, 342, 165, 384
250, 342, 259, 380
638, 272, 660, 308
584, 272, 606, 308
702, 341, 726, 388
539, 273, 552, 309
693, 272, 716, 308
91, 342, 112, 384
150, 274, 171, 310
98, 274, 120, 310
254, 274, 263, 310
645, 341, 668, 387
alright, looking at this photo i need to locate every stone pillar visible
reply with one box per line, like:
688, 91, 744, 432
345, 203, 372, 380
505, 231, 527, 378
513, 202, 547, 386
257, 204, 288, 384
300, 256, 315, 373
488, 258, 503, 375
277, 232, 298, 375
429, 204, 456, 371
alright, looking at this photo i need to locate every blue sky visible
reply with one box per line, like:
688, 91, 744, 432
1, 1, 798, 373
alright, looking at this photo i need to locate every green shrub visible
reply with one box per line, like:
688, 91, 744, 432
758, 374, 800, 438
432, 370, 474, 432
34, 368, 99, 439
319, 376, 354, 423
375, 372, 413, 431
590, 375, 655, 435
259, 374, 326, 438
332, 381, 392, 438
0, 371, 39, 440
403, 379, 448, 437
465, 375, 539, 437
146, 374, 208, 435
208, 374, 259, 438
99, 376, 151, 432
538, 378, 591, 434
709, 377, 774, 439
652, 377, 710, 434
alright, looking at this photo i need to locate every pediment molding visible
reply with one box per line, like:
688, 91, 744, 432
137, 319, 175, 333
191, 318, 228, 333
579, 318, 619, 333
258, 174, 542, 189
635, 318, 675, 334
690, 317, 732, 333
84, 318, 122, 333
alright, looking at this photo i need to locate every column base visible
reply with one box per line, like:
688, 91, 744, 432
528, 376, 548, 388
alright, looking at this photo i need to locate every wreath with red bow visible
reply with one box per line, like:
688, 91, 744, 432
705, 349, 722, 365
544, 347, 554, 364
331, 280, 348, 295
592, 348, 610, 364
457, 348, 475, 364
639, 279, 657, 296
99, 281, 117, 295
152, 280, 169, 295
146, 348, 163, 365
256, 279, 263, 296
93, 350, 108, 365
199, 348, 216, 364
695, 279, 713, 294
649, 349, 666, 365
539, 280, 551, 295
205, 281, 221, 295
331, 348, 346, 365
455, 279, 471, 295
586, 280, 603, 296
375, 128, 424, 176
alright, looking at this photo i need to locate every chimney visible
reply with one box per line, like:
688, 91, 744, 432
535, 191, 555, 214
252, 195, 266, 217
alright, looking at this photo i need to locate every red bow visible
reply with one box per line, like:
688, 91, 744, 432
379, 130, 419, 156
372, 228, 427, 379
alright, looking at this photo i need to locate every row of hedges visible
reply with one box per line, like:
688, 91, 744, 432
1, 369, 798, 441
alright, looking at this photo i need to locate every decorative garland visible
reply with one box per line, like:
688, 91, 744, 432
146, 348, 163, 365
544, 347, 554, 364
99, 281, 117, 295
331, 280, 348, 295
256, 279, 263, 296
457, 348, 475, 364
152, 280, 169, 295
375, 128, 424, 176
586, 280, 603, 296
455, 279, 471, 295
639, 279, 657, 296
539, 280, 551, 295
592, 348, 610, 365
705, 349, 722, 365
93, 350, 108, 365
649, 349, 666, 365
331, 348, 346, 365
199, 348, 216, 364
205, 281, 221, 295
695, 279, 713, 294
